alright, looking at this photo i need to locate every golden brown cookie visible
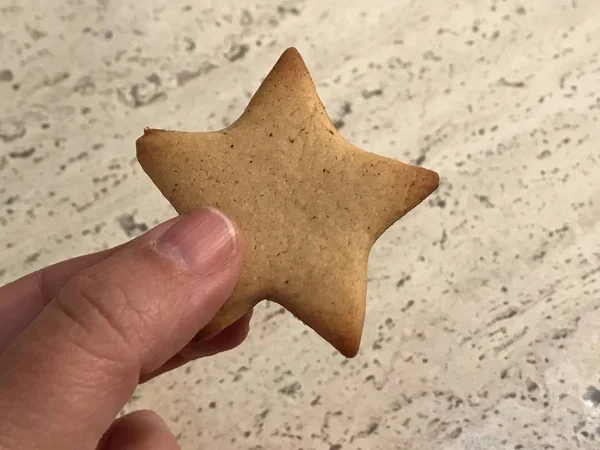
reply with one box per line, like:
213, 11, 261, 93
136, 48, 439, 357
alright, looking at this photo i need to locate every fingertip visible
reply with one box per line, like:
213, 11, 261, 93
142, 311, 254, 381
99, 410, 180, 450
181, 311, 253, 360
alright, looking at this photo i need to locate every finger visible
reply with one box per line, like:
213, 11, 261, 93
0, 220, 178, 353
0, 245, 122, 353
97, 410, 179, 450
183, 310, 253, 358
141, 311, 253, 382
0, 208, 244, 450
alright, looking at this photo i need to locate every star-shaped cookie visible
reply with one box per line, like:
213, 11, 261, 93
136, 48, 439, 357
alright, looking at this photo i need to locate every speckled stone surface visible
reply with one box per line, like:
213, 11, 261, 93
1, 1, 600, 449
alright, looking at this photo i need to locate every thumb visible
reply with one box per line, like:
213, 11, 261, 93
0, 208, 243, 450
98, 410, 180, 450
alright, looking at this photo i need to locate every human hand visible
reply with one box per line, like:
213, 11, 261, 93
0, 208, 250, 449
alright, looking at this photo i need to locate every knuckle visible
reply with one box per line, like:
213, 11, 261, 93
51, 299, 127, 369
53, 272, 141, 364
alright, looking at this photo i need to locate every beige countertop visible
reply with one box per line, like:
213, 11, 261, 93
1, 1, 599, 449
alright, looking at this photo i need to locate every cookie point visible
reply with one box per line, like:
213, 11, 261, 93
331, 322, 363, 358
427, 168, 441, 192
283, 46, 300, 56
140, 127, 160, 139
338, 339, 360, 358
411, 164, 440, 195
135, 128, 164, 155
427, 169, 440, 192
280, 46, 305, 65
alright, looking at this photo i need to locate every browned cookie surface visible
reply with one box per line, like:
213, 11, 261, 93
137, 48, 438, 357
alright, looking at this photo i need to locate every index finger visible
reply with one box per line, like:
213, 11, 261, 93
0, 218, 178, 354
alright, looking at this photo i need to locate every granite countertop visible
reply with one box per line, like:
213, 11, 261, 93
1, 1, 599, 449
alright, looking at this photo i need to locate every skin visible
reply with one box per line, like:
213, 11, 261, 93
0, 208, 250, 450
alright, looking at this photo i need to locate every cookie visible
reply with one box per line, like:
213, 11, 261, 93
136, 47, 439, 357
